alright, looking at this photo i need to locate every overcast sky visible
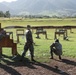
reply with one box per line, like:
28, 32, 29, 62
0, 0, 17, 2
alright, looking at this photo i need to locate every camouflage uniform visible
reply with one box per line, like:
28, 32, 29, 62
21, 26, 34, 61
50, 39, 62, 59
0, 29, 6, 40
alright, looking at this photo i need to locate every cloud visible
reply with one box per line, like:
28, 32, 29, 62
0, 0, 17, 2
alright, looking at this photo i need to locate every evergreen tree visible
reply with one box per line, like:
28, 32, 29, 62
5, 11, 11, 18
0, 11, 4, 17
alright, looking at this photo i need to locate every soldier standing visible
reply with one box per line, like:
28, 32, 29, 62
20, 25, 34, 61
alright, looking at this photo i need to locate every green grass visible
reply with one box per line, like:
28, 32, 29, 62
0, 18, 76, 27
0, 18, 76, 62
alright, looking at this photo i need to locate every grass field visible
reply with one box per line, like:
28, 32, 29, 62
0, 18, 76, 62
0, 18, 76, 27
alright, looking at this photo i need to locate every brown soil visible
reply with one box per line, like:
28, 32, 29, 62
0, 55, 76, 75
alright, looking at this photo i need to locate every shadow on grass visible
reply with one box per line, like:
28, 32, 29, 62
32, 61, 69, 75
1, 54, 70, 75
53, 58, 76, 66
0, 63, 21, 75
1, 54, 36, 69
62, 58, 76, 66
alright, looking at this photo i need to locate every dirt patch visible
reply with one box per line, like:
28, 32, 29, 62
0, 56, 76, 75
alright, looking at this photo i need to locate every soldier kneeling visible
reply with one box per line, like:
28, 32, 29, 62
50, 39, 62, 60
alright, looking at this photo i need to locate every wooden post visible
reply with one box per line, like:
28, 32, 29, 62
16, 29, 24, 43
65, 29, 67, 37
12, 43, 17, 55
0, 47, 2, 55
17, 35, 19, 43
45, 32, 47, 39
0, 23, 1, 28
63, 33, 65, 40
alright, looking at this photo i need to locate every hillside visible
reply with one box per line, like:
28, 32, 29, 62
0, 0, 76, 16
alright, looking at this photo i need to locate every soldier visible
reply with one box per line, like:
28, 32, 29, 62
20, 25, 34, 61
0, 29, 6, 40
50, 39, 62, 60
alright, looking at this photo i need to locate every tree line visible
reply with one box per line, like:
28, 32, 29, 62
0, 11, 10, 18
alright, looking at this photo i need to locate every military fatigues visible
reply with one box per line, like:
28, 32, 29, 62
21, 29, 34, 61
0, 29, 6, 40
50, 42, 62, 59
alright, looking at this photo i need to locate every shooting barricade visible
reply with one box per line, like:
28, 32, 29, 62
16, 29, 24, 43
35, 28, 47, 39
54, 28, 68, 40
0, 23, 17, 56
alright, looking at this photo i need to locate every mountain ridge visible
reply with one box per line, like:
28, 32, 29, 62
0, 0, 76, 16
